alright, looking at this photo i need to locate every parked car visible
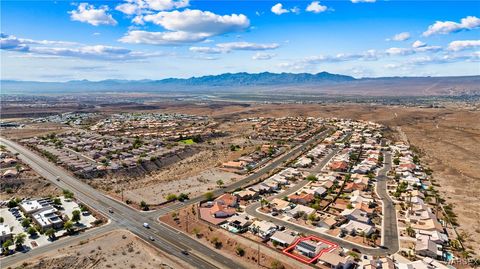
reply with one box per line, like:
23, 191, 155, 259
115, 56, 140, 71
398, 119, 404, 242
143, 223, 150, 228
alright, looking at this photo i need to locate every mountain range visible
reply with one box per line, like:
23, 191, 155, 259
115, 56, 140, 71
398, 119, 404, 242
2, 72, 479, 97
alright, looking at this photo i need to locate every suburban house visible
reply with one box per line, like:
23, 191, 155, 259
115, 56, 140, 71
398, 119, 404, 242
214, 193, 238, 207
415, 234, 442, 259
295, 240, 330, 258
249, 220, 277, 239
270, 230, 299, 247
224, 214, 252, 233
340, 220, 374, 236
287, 204, 316, 218
288, 192, 315, 205
210, 203, 236, 218
340, 208, 371, 224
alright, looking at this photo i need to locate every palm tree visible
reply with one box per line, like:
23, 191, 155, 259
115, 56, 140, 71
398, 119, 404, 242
14, 233, 26, 250
64, 220, 74, 234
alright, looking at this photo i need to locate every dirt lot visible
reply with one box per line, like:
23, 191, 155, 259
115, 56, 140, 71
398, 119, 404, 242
12, 229, 192, 269
0, 169, 61, 201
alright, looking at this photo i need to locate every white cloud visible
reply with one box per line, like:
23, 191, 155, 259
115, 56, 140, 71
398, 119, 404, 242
271, 3, 289, 15
217, 42, 279, 51
115, 0, 189, 15
306, 1, 327, 13
120, 9, 250, 45
69, 3, 117, 26
351, 0, 376, 3
146, 0, 189, 11
189, 46, 224, 54
142, 9, 249, 35
448, 40, 480, 51
423, 16, 480, 36
1, 33, 160, 60
412, 40, 426, 48
116, 2, 141, 15
386, 45, 442, 55
120, 30, 210, 45
252, 52, 276, 60
190, 42, 279, 54
290, 7, 300, 14
386, 47, 415, 56
390, 32, 411, 41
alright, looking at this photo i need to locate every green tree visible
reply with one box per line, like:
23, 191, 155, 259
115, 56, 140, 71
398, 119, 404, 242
165, 194, 177, 202
306, 174, 317, 182
15, 164, 22, 172
257, 197, 265, 207
0, 217, 4, 223
53, 197, 62, 205
2, 239, 13, 254
63, 189, 74, 199
21, 218, 31, 228
178, 193, 189, 202
140, 201, 149, 211
14, 233, 26, 249
27, 226, 37, 237
216, 179, 224, 188
235, 246, 245, 256
211, 237, 222, 248
7, 199, 18, 208
406, 226, 416, 237
45, 228, 56, 240
204, 191, 214, 201
64, 220, 74, 234
307, 212, 317, 222
72, 210, 81, 223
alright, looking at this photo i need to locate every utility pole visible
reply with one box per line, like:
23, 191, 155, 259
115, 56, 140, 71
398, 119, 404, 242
257, 243, 260, 266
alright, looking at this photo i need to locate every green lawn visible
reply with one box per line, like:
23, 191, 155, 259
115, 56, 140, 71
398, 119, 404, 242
179, 139, 196, 145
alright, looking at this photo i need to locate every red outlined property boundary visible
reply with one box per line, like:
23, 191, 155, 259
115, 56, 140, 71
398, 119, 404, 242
282, 235, 338, 264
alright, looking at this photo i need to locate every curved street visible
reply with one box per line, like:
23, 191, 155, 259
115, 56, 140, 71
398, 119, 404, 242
244, 150, 399, 256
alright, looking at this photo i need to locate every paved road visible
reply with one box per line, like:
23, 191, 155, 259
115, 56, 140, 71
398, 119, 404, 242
0, 138, 240, 269
245, 149, 399, 256
375, 152, 399, 254
0, 129, 332, 267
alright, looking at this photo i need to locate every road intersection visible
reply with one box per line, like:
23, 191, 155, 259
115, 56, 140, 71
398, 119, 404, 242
0, 128, 332, 268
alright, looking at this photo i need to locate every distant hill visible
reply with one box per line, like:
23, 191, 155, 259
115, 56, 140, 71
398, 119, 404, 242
1, 72, 479, 97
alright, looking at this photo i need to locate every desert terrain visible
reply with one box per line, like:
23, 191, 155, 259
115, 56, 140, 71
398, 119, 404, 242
10, 229, 192, 269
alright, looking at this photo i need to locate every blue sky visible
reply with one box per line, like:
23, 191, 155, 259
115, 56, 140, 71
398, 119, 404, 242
1, 0, 479, 81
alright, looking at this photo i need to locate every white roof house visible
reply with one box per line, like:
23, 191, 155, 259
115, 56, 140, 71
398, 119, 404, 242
340, 220, 374, 236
